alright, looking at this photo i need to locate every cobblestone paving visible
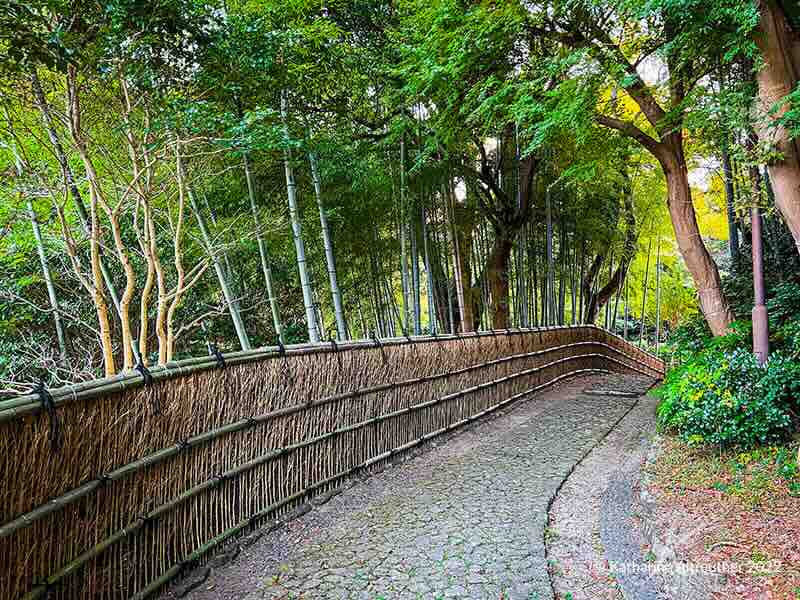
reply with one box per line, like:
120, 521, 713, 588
180, 373, 654, 600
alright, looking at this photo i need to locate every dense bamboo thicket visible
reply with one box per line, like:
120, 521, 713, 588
0, 327, 661, 600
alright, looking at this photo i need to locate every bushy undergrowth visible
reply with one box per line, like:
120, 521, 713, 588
658, 283, 800, 449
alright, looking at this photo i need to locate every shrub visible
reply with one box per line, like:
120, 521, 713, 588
657, 348, 794, 448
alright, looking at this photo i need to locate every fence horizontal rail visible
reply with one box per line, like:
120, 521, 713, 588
0, 325, 661, 420
1, 327, 663, 600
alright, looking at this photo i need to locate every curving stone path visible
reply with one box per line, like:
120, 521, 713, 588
172, 373, 654, 600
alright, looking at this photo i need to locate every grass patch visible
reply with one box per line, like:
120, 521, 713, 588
651, 438, 800, 510
646, 434, 800, 598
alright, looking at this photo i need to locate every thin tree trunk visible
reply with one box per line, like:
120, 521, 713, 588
623, 274, 629, 340
166, 142, 189, 362
66, 67, 115, 375
639, 238, 653, 347
308, 149, 348, 340
186, 181, 251, 350
244, 152, 284, 343
721, 132, 740, 266
558, 226, 567, 324
655, 239, 662, 355
410, 211, 422, 334
31, 69, 126, 326
7, 135, 68, 361
399, 137, 412, 334
281, 91, 319, 342
421, 202, 436, 333
29, 203, 68, 360
545, 187, 555, 326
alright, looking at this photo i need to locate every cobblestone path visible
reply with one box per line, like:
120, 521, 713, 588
178, 373, 654, 600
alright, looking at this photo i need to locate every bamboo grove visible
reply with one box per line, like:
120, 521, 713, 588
2, 0, 800, 388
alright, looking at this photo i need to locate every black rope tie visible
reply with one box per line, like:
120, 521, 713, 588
328, 334, 343, 369
176, 439, 190, 452
208, 344, 226, 369
370, 330, 387, 364
277, 339, 294, 387
135, 361, 160, 415
490, 328, 499, 352
34, 379, 62, 452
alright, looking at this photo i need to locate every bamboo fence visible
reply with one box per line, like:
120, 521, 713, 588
0, 325, 663, 599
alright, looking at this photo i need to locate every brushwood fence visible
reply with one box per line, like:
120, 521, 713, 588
0, 325, 663, 599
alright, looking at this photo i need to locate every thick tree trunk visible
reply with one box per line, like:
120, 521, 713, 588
581, 253, 605, 323
660, 146, 734, 335
487, 235, 513, 328
754, 0, 800, 255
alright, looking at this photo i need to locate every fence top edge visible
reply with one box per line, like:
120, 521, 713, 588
0, 325, 660, 413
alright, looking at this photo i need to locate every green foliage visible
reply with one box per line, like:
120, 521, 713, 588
657, 347, 794, 448
660, 279, 800, 449
776, 82, 800, 140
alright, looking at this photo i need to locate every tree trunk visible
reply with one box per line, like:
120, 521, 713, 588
640, 238, 653, 346
281, 91, 319, 342
166, 142, 189, 362
661, 145, 734, 335
186, 183, 251, 350
585, 182, 637, 323
487, 235, 513, 328
452, 199, 475, 332
66, 67, 115, 375
31, 69, 127, 326
754, 0, 800, 255
721, 134, 740, 266
421, 202, 437, 333
28, 200, 68, 361
545, 187, 555, 325
655, 239, 662, 354
244, 152, 284, 343
399, 137, 412, 334
308, 149, 348, 340
582, 253, 605, 323
7, 135, 69, 362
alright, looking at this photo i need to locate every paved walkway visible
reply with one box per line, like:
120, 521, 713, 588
175, 373, 654, 600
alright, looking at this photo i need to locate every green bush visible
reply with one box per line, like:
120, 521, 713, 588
657, 348, 794, 448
